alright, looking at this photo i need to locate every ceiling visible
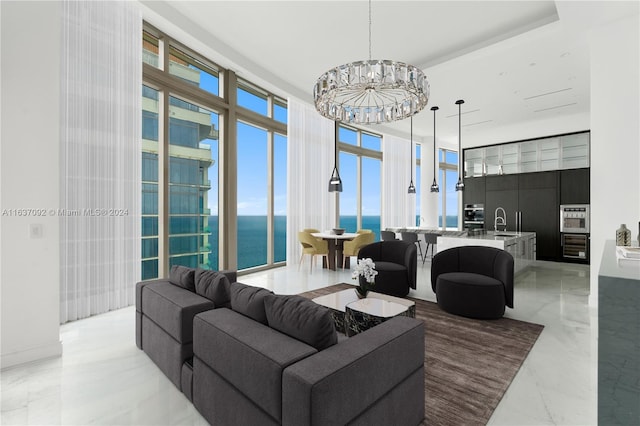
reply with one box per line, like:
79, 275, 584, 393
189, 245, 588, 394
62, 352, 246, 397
144, 1, 639, 147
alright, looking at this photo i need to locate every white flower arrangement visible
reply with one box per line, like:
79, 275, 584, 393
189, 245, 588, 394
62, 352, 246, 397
352, 258, 378, 284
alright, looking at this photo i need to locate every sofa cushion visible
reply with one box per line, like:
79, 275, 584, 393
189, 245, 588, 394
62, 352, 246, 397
264, 294, 337, 351
195, 269, 231, 306
169, 265, 196, 292
230, 282, 272, 325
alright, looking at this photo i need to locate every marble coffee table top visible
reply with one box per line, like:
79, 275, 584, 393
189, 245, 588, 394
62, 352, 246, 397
312, 287, 415, 313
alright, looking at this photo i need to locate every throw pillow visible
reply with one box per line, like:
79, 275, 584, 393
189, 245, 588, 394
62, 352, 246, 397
194, 269, 231, 306
168, 265, 195, 292
229, 282, 272, 325
264, 294, 337, 351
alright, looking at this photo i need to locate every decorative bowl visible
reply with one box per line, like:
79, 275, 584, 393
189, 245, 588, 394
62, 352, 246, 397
332, 228, 345, 235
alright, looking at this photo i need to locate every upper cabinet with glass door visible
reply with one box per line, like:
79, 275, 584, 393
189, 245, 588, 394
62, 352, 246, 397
464, 131, 589, 177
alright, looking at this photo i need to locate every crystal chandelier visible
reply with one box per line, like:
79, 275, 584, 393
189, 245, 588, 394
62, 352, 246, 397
313, 0, 429, 124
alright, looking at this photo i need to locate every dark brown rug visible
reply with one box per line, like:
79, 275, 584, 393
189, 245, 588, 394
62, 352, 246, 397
299, 283, 544, 426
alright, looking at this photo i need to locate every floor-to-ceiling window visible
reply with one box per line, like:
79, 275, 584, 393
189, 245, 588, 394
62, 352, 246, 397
237, 121, 268, 269
141, 25, 286, 279
438, 148, 459, 229
236, 79, 288, 271
338, 125, 382, 241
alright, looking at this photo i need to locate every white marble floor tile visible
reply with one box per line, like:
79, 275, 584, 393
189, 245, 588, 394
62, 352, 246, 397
1, 260, 595, 425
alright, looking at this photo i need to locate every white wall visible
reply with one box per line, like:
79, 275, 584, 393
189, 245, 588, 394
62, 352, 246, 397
589, 13, 640, 307
1, 1, 62, 368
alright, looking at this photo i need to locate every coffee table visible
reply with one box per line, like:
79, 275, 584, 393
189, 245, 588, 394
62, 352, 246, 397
345, 298, 413, 336
312, 287, 415, 334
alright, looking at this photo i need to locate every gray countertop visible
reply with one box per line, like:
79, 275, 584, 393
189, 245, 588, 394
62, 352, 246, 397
385, 227, 536, 242
599, 240, 640, 281
438, 230, 536, 242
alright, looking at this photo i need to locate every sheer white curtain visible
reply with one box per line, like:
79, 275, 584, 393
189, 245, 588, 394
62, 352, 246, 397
60, 1, 141, 323
381, 135, 415, 229
287, 98, 336, 265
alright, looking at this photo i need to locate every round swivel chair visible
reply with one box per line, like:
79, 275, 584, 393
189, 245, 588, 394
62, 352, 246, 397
358, 240, 417, 297
431, 246, 514, 319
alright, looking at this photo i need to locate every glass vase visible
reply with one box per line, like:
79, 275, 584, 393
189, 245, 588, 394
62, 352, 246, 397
616, 224, 631, 246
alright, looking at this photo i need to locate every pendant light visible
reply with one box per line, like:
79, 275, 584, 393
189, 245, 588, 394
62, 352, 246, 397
328, 121, 343, 192
455, 99, 465, 191
407, 116, 416, 194
430, 106, 440, 193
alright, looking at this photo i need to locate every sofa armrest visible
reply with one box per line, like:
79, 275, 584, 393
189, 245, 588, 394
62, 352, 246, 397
282, 316, 424, 426
219, 269, 237, 284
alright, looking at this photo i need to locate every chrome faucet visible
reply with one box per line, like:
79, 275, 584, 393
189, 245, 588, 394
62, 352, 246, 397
494, 207, 507, 232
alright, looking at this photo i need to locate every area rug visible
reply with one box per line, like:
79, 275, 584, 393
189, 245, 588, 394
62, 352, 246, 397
298, 283, 544, 426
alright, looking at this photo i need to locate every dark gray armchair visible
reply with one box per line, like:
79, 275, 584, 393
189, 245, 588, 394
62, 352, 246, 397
358, 240, 417, 297
431, 246, 514, 319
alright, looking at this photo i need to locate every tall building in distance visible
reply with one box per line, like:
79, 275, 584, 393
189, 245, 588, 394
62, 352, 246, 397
141, 43, 217, 280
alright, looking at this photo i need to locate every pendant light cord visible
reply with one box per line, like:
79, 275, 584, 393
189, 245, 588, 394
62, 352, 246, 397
433, 108, 437, 180
368, 0, 372, 61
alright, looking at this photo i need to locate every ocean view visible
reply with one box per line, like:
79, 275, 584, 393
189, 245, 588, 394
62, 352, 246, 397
209, 215, 459, 270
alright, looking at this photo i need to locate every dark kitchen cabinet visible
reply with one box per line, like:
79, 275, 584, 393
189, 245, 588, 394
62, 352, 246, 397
518, 172, 559, 260
485, 175, 518, 232
483, 172, 559, 260
561, 168, 590, 204
463, 177, 485, 205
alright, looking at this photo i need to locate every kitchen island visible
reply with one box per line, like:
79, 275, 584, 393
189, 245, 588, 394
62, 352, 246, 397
384, 227, 536, 274
436, 231, 536, 274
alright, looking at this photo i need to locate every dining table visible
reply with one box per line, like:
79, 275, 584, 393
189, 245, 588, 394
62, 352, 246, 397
311, 231, 358, 271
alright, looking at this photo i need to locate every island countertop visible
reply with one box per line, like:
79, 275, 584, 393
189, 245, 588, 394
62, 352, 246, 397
439, 230, 537, 242
436, 231, 536, 274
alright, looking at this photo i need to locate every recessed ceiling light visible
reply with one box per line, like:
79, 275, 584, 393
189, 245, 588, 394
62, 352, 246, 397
499, 71, 507, 76
529, 62, 537, 67
560, 52, 571, 58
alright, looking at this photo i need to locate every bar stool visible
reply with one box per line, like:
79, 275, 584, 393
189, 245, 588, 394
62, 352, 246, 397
380, 230, 397, 241
423, 233, 439, 264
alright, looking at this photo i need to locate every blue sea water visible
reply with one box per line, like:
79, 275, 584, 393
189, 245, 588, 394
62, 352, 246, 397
209, 215, 457, 270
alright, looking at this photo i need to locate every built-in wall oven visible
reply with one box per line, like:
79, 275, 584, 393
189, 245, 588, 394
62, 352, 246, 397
464, 204, 485, 230
560, 204, 590, 261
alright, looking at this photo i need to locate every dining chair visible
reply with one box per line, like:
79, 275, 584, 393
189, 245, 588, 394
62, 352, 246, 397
342, 231, 375, 269
422, 233, 439, 264
297, 231, 328, 272
380, 230, 397, 241
400, 232, 424, 263
302, 228, 321, 241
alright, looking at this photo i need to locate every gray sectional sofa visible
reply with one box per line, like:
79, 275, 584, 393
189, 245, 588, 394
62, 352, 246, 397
136, 266, 425, 425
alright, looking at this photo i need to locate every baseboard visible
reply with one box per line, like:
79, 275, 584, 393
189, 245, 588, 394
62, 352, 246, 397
1, 340, 63, 370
